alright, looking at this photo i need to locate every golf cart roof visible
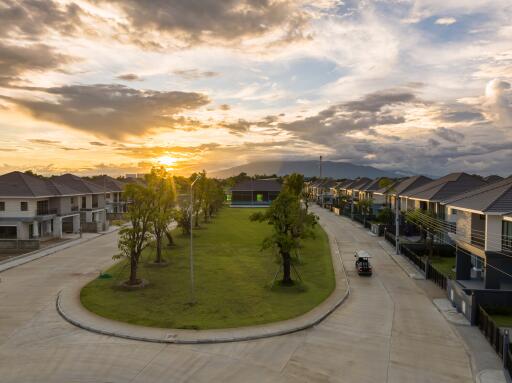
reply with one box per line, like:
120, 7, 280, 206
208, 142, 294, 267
355, 250, 372, 258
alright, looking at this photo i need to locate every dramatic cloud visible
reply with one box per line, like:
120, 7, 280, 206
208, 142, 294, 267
99, 0, 309, 47
89, 141, 107, 146
435, 127, 465, 142
5, 84, 210, 139
278, 89, 417, 144
0, 42, 73, 85
484, 79, 512, 127
0, 0, 83, 39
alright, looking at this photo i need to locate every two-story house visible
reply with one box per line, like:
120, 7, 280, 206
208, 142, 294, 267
443, 176, 512, 290
399, 173, 487, 220
87, 175, 128, 214
0, 171, 82, 243
51, 174, 108, 232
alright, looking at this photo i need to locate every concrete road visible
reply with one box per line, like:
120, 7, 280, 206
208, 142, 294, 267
0, 206, 473, 382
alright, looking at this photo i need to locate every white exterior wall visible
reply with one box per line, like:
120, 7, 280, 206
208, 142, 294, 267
485, 215, 502, 252
0, 198, 39, 219
456, 210, 472, 242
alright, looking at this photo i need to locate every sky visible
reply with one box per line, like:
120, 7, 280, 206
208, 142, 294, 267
0, 0, 511, 177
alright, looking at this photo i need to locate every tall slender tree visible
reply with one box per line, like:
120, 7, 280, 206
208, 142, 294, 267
115, 182, 155, 286
250, 191, 317, 284
147, 168, 176, 264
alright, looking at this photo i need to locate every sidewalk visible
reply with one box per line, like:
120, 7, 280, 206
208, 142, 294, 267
57, 232, 350, 344
0, 226, 120, 273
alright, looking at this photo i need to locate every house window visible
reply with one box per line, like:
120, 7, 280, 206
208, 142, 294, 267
106, 193, 111, 198
81, 197, 86, 209
479, 214, 485, 221
70, 197, 75, 204
0, 226, 17, 239
0, 201, 4, 211
20, 201, 28, 211
503, 221, 512, 252
451, 209, 457, 215
92, 194, 98, 208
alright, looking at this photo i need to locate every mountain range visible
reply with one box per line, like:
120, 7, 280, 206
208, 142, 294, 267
210, 160, 400, 179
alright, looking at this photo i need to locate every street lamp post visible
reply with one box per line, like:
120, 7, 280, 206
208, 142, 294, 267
189, 174, 202, 304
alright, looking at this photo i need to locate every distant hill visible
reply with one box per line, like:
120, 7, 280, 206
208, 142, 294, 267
210, 160, 399, 179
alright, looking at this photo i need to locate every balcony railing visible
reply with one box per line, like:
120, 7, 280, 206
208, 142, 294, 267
36, 208, 57, 216
471, 234, 485, 249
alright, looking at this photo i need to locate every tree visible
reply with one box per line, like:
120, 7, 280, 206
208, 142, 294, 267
376, 207, 393, 225
176, 200, 191, 235
283, 173, 304, 197
147, 168, 176, 264
378, 178, 393, 189
115, 182, 155, 286
250, 191, 317, 284
358, 198, 373, 226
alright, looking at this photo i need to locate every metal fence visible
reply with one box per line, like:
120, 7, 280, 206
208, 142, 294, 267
426, 262, 447, 290
477, 306, 511, 378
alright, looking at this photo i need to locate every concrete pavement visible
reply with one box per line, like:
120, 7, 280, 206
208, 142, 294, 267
0, 205, 474, 382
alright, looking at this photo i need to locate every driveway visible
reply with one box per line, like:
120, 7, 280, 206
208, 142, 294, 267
0, 206, 473, 382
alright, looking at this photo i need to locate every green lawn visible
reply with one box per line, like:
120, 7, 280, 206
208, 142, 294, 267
81, 208, 335, 330
430, 257, 456, 279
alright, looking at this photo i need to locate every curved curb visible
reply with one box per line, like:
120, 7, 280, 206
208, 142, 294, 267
56, 227, 350, 344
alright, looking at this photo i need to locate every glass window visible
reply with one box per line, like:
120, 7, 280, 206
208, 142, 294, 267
503, 221, 512, 252
20, 201, 28, 211
0, 201, 4, 211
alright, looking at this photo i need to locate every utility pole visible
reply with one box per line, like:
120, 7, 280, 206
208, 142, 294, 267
189, 174, 202, 304
395, 195, 400, 255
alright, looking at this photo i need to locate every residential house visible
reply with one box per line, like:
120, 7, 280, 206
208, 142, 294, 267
374, 175, 433, 212
0, 171, 82, 244
443, 176, 512, 290
400, 173, 487, 220
347, 177, 372, 202
51, 174, 108, 232
230, 179, 281, 207
88, 175, 128, 214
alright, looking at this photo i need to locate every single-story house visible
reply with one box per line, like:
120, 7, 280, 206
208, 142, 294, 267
230, 179, 281, 207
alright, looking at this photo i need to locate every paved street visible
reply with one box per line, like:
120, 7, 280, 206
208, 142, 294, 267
0, 206, 473, 382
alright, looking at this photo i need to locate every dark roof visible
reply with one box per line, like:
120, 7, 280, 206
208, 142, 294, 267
443, 176, 512, 214
230, 179, 282, 192
361, 178, 391, 192
375, 175, 433, 196
484, 175, 504, 184
338, 179, 358, 190
51, 174, 107, 194
350, 177, 372, 191
402, 173, 487, 202
0, 171, 83, 197
87, 175, 126, 192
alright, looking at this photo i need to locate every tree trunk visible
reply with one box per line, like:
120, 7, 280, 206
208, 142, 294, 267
155, 233, 162, 263
195, 212, 200, 228
129, 251, 138, 285
282, 252, 292, 284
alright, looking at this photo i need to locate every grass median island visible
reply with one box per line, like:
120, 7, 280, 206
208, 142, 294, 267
80, 208, 335, 330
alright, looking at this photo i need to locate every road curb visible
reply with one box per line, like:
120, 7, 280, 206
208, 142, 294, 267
0, 227, 121, 273
56, 220, 350, 345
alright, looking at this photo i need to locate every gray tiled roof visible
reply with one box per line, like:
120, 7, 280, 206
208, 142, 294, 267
350, 177, 372, 191
389, 175, 433, 196
401, 173, 486, 202
87, 175, 126, 192
0, 171, 83, 197
230, 179, 282, 192
443, 176, 512, 214
51, 174, 107, 194
361, 177, 392, 192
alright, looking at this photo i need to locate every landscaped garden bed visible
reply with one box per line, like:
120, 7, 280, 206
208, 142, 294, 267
81, 208, 335, 330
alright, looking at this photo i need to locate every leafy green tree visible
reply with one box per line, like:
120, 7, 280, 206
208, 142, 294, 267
283, 173, 305, 197
176, 200, 191, 235
378, 178, 394, 189
147, 167, 176, 264
376, 207, 393, 225
250, 191, 317, 284
115, 182, 155, 286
